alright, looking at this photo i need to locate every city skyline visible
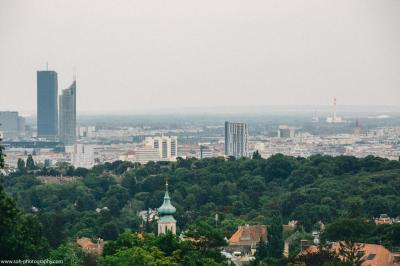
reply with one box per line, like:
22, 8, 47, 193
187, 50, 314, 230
1, 0, 399, 114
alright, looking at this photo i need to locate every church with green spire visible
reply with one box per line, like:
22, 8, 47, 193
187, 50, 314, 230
157, 179, 176, 235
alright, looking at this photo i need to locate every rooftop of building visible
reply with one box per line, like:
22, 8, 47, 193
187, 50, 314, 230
76, 237, 104, 256
299, 242, 400, 266
229, 224, 267, 246
157, 181, 176, 215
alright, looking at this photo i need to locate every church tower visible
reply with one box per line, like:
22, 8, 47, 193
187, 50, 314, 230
157, 180, 176, 235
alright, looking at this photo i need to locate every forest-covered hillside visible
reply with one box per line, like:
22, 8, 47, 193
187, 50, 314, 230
1, 150, 400, 264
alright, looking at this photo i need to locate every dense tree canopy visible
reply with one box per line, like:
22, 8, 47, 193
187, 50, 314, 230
99, 232, 225, 266
0, 137, 4, 169
1, 151, 400, 263
0, 141, 49, 259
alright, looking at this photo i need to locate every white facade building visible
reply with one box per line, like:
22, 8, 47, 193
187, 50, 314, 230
67, 144, 95, 168
225, 121, 249, 158
135, 146, 162, 164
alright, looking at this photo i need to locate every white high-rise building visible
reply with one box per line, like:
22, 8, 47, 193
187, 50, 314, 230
59, 80, 76, 145
224, 121, 249, 158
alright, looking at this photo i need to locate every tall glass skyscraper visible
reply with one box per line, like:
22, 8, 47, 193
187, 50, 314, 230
37, 70, 58, 139
59, 80, 77, 145
224, 121, 249, 159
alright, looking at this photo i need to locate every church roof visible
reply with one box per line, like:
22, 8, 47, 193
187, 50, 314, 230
157, 181, 176, 215
159, 215, 176, 223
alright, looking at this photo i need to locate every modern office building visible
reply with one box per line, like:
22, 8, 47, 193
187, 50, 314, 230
144, 136, 178, 161
224, 121, 249, 158
278, 125, 295, 138
133, 136, 178, 164
59, 80, 77, 145
0, 111, 25, 139
37, 70, 58, 139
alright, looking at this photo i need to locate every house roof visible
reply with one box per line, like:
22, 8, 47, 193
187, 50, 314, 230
362, 244, 397, 266
298, 242, 400, 266
76, 237, 104, 255
229, 224, 267, 245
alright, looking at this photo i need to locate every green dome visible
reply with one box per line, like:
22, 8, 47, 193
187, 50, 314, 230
159, 215, 176, 223
158, 185, 176, 215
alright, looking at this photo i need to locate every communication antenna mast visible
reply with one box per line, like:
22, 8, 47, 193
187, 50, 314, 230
46, 62, 48, 70
73, 66, 77, 82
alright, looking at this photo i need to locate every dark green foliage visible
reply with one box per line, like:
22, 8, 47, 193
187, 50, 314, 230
101, 222, 120, 240
0, 185, 49, 259
1, 153, 400, 261
39, 210, 67, 247
263, 154, 296, 181
252, 150, 262, 160
48, 243, 84, 265
74, 167, 89, 177
101, 185, 129, 215
76, 193, 97, 211
185, 221, 227, 251
287, 166, 318, 189
321, 218, 400, 247
0, 137, 4, 169
99, 231, 225, 266
26, 154, 35, 170
266, 215, 284, 259
155, 231, 181, 256
255, 237, 268, 260
333, 156, 360, 175
17, 158, 26, 173
321, 219, 374, 243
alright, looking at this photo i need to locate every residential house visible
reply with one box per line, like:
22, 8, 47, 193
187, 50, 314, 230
76, 237, 104, 256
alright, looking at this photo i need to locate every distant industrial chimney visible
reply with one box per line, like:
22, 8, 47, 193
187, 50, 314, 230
333, 98, 337, 121
326, 98, 344, 123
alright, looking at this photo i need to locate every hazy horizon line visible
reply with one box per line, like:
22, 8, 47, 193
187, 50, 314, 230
8, 103, 400, 117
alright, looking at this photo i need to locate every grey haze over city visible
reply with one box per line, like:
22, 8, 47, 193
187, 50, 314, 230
0, 0, 400, 115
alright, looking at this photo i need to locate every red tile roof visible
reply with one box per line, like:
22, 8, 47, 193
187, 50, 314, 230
299, 242, 400, 266
76, 237, 104, 256
229, 224, 267, 246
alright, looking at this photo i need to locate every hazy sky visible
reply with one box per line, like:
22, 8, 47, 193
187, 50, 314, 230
0, 0, 399, 115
